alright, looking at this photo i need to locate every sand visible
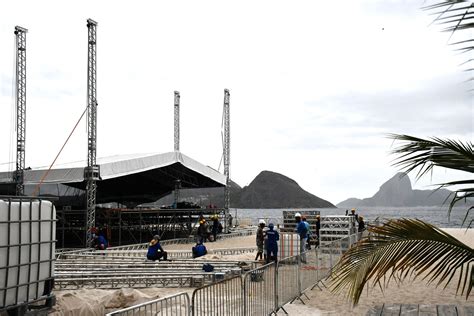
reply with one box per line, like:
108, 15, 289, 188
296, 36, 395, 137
282, 228, 474, 315
52, 228, 474, 315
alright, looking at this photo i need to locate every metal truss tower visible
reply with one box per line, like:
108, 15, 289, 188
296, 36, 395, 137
223, 89, 230, 232
14, 26, 28, 196
174, 91, 180, 152
84, 19, 100, 247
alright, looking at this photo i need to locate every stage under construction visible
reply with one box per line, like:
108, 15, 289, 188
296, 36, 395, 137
57, 207, 228, 248
1, 20, 233, 250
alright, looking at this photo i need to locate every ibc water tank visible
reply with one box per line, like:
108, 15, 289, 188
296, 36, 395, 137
0, 197, 56, 311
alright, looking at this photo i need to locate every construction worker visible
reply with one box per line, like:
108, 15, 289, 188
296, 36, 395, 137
358, 215, 366, 232
255, 219, 266, 261
315, 215, 321, 247
349, 208, 359, 231
197, 219, 209, 244
211, 215, 223, 242
295, 212, 308, 263
302, 216, 311, 250
93, 233, 108, 250
147, 235, 171, 261
265, 223, 279, 264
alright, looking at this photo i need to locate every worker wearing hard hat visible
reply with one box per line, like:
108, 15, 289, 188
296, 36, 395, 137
265, 223, 279, 264
295, 212, 308, 263
349, 208, 359, 231
197, 219, 210, 244
255, 219, 266, 261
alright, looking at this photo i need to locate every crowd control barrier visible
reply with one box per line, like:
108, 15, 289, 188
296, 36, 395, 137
191, 275, 244, 316
243, 262, 276, 315
105, 292, 190, 316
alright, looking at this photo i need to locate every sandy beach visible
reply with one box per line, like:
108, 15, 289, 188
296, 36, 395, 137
51, 228, 474, 315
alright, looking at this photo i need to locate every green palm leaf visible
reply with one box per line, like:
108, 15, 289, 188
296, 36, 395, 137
329, 218, 474, 305
388, 134, 474, 226
424, 0, 474, 71
388, 134, 474, 176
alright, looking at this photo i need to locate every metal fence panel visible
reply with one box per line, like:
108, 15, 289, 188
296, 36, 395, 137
105, 292, 190, 316
191, 276, 243, 316
276, 255, 300, 308
299, 247, 320, 292
243, 262, 276, 316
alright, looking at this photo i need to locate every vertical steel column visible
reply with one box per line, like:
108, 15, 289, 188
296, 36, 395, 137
84, 19, 100, 247
223, 89, 230, 233
14, 26, 28, 196
174, 179, 181, 208
174, 91, 180, 152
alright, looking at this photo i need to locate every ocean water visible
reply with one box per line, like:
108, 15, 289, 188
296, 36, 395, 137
232, 206, 473, 228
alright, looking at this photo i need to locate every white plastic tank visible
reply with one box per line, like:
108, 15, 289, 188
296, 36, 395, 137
0, 198, 56, 309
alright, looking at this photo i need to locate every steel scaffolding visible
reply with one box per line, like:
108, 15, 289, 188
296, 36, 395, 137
223, 89, 230, 232
174, 91, 180, 152
84, 19, 100, 247
14, 26, 28, 196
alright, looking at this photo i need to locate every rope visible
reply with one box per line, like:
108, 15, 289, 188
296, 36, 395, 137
32, 105, 88, 196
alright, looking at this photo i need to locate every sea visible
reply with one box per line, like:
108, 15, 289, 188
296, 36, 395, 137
232, 206, 473, 228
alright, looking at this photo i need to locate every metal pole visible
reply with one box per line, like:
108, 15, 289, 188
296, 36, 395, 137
223, 89, 230, 233
84, 19, 100, 247
14, 26, 28, 196
174, 91, 180, 152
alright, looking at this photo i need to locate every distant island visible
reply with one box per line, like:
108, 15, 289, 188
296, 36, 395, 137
337, 172, 452, 208
154, 170, 335, 208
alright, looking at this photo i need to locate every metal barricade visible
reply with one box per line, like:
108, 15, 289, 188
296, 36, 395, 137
299, 247, 320, 293
191, 275, 243, 316
105, 292, 190, 316
243, 262, 276, 315
276, 255, 300, 308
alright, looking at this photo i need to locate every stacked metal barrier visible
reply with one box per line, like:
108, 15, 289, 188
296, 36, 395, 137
319, 215, 356, 254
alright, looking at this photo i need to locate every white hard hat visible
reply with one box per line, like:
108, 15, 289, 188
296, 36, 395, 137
295, 212, 302, 218
259, 219, 266, 225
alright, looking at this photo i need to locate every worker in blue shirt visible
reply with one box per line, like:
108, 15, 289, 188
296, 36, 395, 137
265, 223, 279, 264
93, 233, 108, 250
147, 235, 171, 261
302, 216, 311, 250
295, 212, 308, 263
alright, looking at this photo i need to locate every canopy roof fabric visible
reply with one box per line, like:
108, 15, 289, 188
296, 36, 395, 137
0, 152, 226, 206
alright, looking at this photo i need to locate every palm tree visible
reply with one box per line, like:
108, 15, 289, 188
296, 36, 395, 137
329, 135, 474, 304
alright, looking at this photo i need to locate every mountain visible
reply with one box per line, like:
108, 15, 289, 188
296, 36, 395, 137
152, 170, 335, 208
232, 171, 335, 208
337, 172, 452, 207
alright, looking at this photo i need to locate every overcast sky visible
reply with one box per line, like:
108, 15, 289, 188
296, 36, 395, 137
0, 0, 472, 205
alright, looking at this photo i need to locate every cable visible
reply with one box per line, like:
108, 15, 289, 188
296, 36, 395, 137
32, 105, 88, 196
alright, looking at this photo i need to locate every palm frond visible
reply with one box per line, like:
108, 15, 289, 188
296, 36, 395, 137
388, 134, 474, 177
424, 0, 474, 71
329, 218, 474, 305
388, 134, 474, 225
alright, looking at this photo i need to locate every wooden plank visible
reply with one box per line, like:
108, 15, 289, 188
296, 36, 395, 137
458, 305, 474, 316
438, 305, 458, 316
366, 305, 383, 316
419, 304, 438, 316
400, 304, 419, 316
382, 304, 402, 316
